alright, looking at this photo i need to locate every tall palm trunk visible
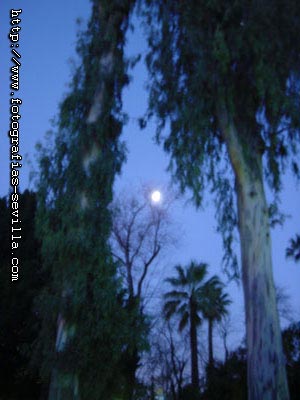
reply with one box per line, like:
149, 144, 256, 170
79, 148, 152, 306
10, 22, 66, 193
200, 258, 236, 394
206, 318, 215, 387
208, 318, 214, 369
189, 300, 199, 390
218, 104, 289, 399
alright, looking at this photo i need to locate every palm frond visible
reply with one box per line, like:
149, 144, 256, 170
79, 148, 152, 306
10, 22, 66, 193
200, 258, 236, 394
163, 300, 181, 320
175, 264, 188, 285
165, 276, 184, 287
164, 290, 189, 300
176, 302, 189, 317
201, 282, 231, 321
188, 261, 208, 288
163, 260, 230, 332
178, 311, 189, 332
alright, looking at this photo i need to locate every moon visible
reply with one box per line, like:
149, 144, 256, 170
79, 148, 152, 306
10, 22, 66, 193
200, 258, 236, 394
151, 190, 161, 203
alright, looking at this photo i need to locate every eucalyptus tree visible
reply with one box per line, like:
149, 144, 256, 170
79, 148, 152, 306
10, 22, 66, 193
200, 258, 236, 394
163, 261, 216, 391
144, 1, 300, 398
35, 1, 136, 399
201, 279, 231, 369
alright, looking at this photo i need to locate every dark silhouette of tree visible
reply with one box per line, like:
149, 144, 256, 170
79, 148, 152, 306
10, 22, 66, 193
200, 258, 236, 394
204, 322, 300, 400
143, 1, 300, 397
282, 322, 300, 400
111, 187, 175, 302
202, 347, 247, 400
144, 320, 188, 400
218, 315, 234, 362
286, 234, 300, 263
163, 261, 217, 391
201, 279, 231, 369
110, 187, 176, 397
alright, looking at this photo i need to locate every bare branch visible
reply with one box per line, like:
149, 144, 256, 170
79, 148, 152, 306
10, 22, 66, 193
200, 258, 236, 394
137, 244, 161, 299
110, 185, 178, 304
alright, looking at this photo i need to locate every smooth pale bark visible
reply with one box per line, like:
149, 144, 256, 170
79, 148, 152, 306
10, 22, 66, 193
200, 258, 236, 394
189, 300, 199, 390
237, 165, 289, 399
218, 104, 289, 399
49, 295, 79, 400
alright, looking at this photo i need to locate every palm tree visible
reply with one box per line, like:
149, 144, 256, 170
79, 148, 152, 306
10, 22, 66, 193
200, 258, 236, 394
201, 279, 231, 369
163, 261, 214, 390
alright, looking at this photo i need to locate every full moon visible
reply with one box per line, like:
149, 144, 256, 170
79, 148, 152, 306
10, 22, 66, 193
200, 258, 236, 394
151, 190, 161, 203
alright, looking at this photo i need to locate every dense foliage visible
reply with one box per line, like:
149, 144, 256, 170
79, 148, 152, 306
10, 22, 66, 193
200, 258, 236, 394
34, 1, 144, 399
142, 2, 300, 397
203, 322, 300, 400
143, 0, 300, 273
3, 1, 300, 399
286, 234, 300, 262
163, 261, 230, 393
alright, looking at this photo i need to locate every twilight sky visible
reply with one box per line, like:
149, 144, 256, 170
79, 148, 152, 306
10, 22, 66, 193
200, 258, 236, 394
1, 0, 299, 355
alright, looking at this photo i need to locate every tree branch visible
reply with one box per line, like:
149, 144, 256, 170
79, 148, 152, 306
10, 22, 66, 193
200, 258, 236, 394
137, 243, 161, 299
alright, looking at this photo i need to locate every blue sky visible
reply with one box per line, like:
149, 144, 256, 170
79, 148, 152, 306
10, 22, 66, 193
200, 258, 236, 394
1, 0, 299, 355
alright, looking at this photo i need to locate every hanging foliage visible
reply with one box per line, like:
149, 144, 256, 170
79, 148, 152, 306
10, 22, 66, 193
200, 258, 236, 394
34, 1, 143, 399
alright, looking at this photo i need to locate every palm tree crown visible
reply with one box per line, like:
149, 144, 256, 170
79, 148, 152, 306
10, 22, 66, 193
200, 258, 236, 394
201, 278, 231, 322
201, 278, 231, 368
163, 261, 218, 390
164, 262, 209, 326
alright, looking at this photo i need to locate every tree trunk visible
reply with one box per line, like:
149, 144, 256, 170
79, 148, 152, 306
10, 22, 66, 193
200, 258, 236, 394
123, 347, 139, 400
49, 2, 133, 398
236, 164, 289, 399
189, 301, 199, 390
208, 318, 214, 369
223, 336, 229, 362
122, 296, 140, 400
218, 107, 289, 400
49, 299, 79, 400
206, 318, 215, 387
218, 105, 289, 399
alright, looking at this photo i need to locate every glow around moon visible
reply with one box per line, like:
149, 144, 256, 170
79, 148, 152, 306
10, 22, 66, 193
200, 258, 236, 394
151, 190, 161, 203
